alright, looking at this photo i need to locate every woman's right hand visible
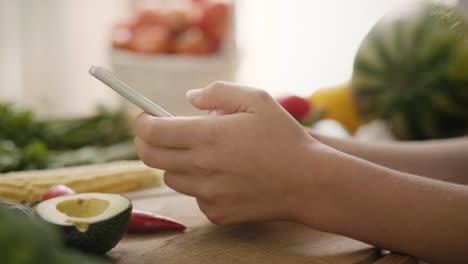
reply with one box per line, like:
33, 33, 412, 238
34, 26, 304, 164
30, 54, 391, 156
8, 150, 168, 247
133, 81, 332, 225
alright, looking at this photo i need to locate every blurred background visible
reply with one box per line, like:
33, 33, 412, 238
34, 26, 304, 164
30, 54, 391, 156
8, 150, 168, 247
1, 0, 409, 118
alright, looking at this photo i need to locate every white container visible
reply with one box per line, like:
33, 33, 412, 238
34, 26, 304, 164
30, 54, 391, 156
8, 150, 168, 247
110, 50, 238, 116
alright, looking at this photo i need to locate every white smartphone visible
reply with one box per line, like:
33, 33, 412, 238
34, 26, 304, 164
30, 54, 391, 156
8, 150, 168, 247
89, 65, 174, 117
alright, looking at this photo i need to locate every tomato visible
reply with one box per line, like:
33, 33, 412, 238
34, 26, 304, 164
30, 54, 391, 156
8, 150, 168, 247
135, 9, 163, 27
191, 0, 208, 4
161, 8, 197, 34
198, 1, 231, 50
129, 24, 171, 54
42, 185, 76, 201
111, 22, 133, 49
112, 1, 232, 55
173, 27, 212, 55
276, 96, 311, 120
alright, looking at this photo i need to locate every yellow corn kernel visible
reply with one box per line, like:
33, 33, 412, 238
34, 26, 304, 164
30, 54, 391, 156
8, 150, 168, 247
0, 161, 163, 204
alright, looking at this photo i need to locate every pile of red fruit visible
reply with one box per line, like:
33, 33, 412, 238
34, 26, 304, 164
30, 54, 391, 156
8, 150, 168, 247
112, 0, 232, 55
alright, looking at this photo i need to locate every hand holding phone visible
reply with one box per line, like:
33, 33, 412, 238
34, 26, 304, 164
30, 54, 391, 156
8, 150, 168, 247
89, 65, 174, 117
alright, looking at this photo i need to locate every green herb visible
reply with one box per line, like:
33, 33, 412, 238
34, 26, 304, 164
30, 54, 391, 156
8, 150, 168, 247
0, 206, 107, 264
0, 103, 137, 173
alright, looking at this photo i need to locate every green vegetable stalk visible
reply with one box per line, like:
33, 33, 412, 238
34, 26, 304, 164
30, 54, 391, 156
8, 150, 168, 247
0, 103, 137, 173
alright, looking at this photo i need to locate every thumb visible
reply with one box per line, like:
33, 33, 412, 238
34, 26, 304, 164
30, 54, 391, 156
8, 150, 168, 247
186, 81, 269, 114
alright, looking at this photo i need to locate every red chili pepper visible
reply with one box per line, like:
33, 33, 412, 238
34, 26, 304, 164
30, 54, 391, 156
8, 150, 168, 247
127, 209, 186, 233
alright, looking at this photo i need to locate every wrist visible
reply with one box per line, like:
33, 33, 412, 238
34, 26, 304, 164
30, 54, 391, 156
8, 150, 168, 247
288, 141, 344, 230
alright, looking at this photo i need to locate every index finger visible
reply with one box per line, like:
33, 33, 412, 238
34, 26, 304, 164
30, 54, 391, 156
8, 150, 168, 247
133, 113, 206, 149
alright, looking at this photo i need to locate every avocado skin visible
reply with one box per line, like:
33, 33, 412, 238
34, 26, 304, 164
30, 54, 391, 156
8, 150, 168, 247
61, 205, 132, 254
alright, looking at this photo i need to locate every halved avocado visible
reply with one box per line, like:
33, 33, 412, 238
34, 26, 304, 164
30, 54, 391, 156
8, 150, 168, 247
35, 193, 132, 254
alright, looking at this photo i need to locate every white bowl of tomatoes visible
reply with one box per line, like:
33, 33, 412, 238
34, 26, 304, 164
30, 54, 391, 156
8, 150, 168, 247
110, 0, 238, 116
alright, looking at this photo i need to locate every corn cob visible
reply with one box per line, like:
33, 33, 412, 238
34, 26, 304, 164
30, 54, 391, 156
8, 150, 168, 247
0, 161, 164, 204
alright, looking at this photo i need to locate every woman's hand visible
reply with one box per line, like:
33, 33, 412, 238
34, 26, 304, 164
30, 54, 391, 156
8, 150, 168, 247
133, 81, 468, 263
133, 81, 324, 225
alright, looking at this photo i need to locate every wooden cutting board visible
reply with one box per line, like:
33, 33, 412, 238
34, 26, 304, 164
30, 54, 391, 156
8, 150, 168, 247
109, 188, 416, 264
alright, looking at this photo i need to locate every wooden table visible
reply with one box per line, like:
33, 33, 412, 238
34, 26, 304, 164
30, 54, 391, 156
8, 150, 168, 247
110, 187, 417, 264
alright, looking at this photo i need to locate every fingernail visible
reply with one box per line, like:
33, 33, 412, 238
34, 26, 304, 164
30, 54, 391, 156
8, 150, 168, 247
186, 89, 202, 100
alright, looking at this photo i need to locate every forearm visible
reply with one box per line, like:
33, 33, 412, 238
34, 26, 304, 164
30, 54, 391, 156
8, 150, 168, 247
309, 130, 468, 184
298, 146, 468, 264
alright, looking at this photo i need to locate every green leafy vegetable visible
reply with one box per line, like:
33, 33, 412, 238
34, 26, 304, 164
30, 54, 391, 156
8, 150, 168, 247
0, 206, 107, 264
0, 103, 137, 173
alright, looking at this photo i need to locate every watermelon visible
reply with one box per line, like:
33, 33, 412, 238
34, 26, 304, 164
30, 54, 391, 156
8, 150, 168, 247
351, 1, 468, 140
